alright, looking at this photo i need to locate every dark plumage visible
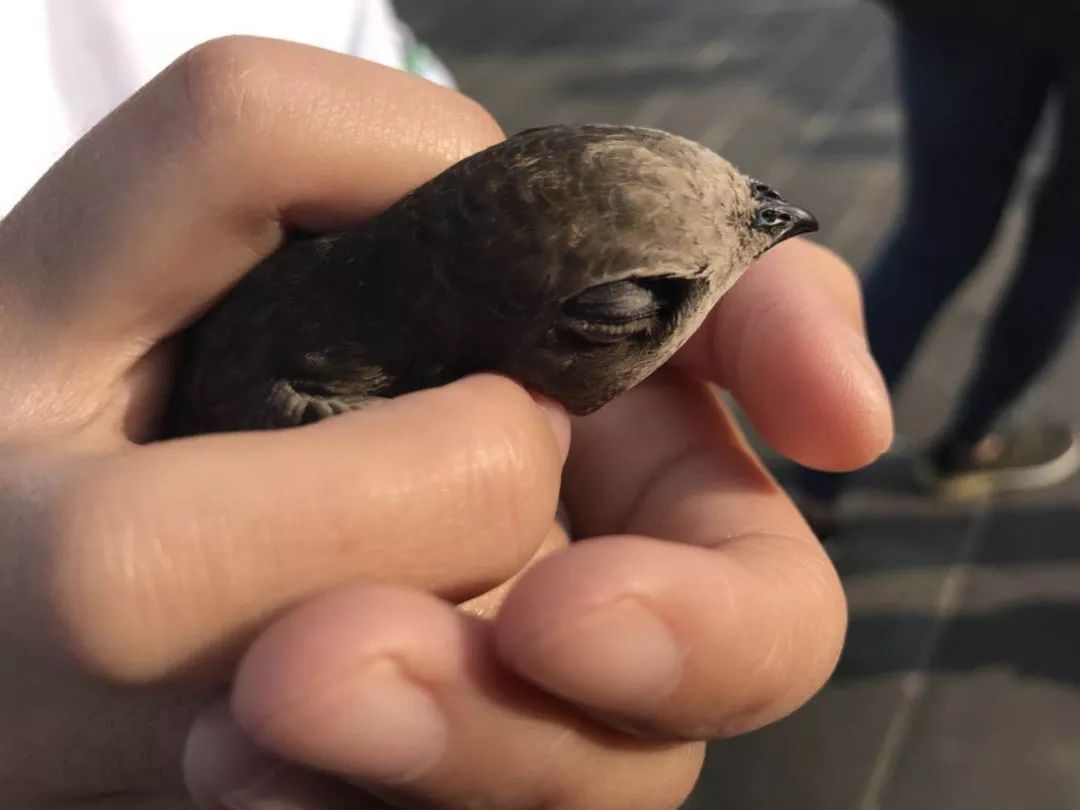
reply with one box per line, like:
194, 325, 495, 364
164, 124, 817, 436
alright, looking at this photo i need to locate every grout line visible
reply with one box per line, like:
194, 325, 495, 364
856, 500, 991, 810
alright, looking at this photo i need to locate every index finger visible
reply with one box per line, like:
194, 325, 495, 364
0, 36, 503, 360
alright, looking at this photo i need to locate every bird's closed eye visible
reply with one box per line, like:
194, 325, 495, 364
564, 280, 662, 323
560, 278, 676, 344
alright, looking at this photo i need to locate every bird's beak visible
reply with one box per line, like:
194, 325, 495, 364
749, 180, 819, 246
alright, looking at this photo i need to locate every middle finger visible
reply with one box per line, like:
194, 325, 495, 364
35, 375, 567, 684
225, 582, 703, 810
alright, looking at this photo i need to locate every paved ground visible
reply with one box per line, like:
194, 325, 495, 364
397, 1, 1080, 807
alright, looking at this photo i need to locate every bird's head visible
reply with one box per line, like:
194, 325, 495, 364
479, 125, 818, 413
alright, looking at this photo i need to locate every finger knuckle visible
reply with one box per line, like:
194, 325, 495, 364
723, 541, 847, 735
174, 36, 274, 150
44, 460, 173, 683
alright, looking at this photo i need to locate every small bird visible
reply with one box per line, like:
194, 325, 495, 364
165, 124, 817, 436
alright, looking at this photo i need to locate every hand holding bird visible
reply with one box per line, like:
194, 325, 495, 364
0, 37, 887, 810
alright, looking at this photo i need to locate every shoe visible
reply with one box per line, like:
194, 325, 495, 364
915, 424, 1080, 501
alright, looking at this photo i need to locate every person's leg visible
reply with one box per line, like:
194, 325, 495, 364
864, 34, 1052, 386
920, 57, 1080, 497
796, 21, 1053, 523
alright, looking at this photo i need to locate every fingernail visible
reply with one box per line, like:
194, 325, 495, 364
308, 658, 447, 785
507, 598, 683, 712
531, 392, 571, 462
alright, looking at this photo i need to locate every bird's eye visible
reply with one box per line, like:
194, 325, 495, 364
559, 278, 679, 345
563, 280, 662, 324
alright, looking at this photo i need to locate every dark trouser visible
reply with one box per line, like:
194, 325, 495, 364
799, 21, 1080, 501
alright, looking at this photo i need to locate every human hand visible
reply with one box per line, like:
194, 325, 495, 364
0, 36, 891, 810
205, 237, 888, 810
0, 36, 564, 809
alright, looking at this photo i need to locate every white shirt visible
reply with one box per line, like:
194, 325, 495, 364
0, 0, 453, 215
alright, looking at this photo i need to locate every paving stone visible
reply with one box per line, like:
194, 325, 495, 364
882, 673, 1080, 810
683, 678, 916, 810
874, 498, 1080, 809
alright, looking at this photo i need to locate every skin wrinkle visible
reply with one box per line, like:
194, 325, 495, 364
258, 468, 441, 595
507, 591, 688, 715
420, 389, 557, 580
179, 40, 259, 153
567, 375, 747, 538
45, 466, 127, 659
79, 85, 282, 349
54, 453, 302, 680
620, 443, 736, 538
61, 376, 559, 681
388, 418, 536, 555
492, 425, 551, 583
729, 615, 788, 711
462, 427, 534, 548
364, 610, 683, 810
178, 40, 500, 250
175, 47, 289, 259
711, 532, 847, 717
238, 653, 446, 786
678, 564, 791, 738
697, 527, 812, 552
51, 465, 217, 681
730, 292, 789, 408
618, 412, 780, 543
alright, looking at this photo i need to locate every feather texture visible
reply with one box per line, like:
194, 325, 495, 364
165, 124, 813, 436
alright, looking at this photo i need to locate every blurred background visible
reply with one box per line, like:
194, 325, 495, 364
394, 0, 1080, 807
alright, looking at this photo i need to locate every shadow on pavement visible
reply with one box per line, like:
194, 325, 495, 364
840, 601, 1080, 687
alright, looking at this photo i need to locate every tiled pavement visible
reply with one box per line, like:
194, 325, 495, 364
396, 1, 1080, 807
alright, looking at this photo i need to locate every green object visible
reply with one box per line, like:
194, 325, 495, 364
400, 25, 456, 87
